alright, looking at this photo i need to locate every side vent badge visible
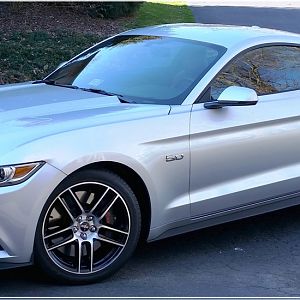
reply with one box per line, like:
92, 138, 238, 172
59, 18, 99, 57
166, 154, 184, 162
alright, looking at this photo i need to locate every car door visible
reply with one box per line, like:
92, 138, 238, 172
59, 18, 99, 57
190, 44, 300, 217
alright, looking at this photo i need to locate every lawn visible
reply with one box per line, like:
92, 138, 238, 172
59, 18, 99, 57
128, 1, 195, 28
0, 1, 195, 84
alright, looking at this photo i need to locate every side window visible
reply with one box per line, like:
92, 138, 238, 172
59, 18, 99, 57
211, 45, 300, 99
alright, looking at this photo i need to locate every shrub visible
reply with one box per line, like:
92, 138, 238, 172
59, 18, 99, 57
84, 2, 143, 19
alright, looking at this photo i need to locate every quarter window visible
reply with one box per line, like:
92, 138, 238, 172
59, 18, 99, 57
211, 45, 300, 99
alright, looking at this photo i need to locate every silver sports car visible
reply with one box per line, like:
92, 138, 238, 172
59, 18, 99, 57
1, 23, 300, 283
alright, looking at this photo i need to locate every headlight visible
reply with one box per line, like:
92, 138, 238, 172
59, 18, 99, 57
0, 162, 44, 187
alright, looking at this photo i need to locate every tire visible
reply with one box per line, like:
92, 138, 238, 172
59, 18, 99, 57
34, 169, 141, 284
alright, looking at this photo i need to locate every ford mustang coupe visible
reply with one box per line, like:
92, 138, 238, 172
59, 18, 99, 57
1, 24, 300, 283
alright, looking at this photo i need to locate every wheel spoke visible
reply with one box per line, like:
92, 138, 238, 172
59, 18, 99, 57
97, 236, 125, 248
44, 226, 73, 240
90, 240, 94, 272
47, 236, 76, 251
90, 187, 109, 214
78, 240, 82, 273
99, 195, 119, 220
68, 189, 85, 214
58, 196, 75, 221
100, 225, 129, 236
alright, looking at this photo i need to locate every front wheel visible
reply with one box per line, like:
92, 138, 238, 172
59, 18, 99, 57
34, 169, 141, 283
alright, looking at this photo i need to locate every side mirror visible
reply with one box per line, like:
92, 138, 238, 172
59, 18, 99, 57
204, 86, 258, 109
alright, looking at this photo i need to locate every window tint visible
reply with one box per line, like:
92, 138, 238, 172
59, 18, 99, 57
211, 46, 300, 99
47, 35, 226, 105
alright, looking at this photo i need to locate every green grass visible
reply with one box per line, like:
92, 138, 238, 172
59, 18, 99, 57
128, 1, 195, 28
1, 1, 195, 84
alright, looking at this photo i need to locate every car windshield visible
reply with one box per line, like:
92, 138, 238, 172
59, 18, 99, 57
46, 35, 226, 105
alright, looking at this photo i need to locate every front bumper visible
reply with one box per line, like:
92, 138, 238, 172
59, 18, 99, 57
0, 163, 66, 267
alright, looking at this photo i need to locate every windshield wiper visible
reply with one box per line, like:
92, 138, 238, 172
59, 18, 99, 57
32, 79, 79, 90
33, 80, 135, 103
79, 88, 136, 104
79, 87, 115, 96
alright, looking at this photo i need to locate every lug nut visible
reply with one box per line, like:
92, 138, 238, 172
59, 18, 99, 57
73, 226, 78, 233
77, 216, 82, 222
90, 226, 97, 232
80, 233, 87, 240
87, 215, 94, 221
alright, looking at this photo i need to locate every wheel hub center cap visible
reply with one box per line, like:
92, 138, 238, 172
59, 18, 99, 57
80, 221, 90, 232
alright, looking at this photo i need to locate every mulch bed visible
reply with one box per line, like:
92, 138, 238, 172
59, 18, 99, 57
0, 3, 128, 36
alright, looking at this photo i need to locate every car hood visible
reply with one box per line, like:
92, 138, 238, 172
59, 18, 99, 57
0, 83, 170, 156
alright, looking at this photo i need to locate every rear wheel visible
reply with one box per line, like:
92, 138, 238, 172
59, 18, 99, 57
34, 169, 141, 283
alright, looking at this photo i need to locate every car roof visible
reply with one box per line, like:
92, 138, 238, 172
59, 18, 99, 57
122, 23, 300, 48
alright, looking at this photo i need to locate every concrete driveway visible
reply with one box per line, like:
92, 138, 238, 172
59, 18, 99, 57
189, 0, 300, 33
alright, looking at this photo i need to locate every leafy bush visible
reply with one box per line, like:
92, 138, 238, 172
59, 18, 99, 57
84, 2, 143, 19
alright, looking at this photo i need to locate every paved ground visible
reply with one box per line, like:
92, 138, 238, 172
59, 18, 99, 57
1, 205, 300, 297
1, 1, 300, 297
189, 0, 300, 33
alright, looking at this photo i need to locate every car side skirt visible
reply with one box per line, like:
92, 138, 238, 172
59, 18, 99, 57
149, 190, 300, 241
